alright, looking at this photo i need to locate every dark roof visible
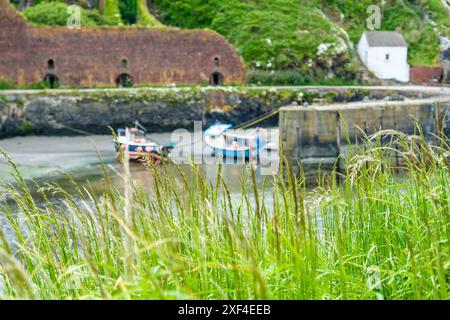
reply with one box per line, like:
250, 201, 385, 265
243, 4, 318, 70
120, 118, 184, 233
363, 31, 408, 47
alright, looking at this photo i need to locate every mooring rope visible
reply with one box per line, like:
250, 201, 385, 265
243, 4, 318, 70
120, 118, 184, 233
234, 108, 280, 130
50, 121, 98, 136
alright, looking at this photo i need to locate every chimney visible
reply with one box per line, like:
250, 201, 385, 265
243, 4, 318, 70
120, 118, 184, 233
395, 26, 402, 33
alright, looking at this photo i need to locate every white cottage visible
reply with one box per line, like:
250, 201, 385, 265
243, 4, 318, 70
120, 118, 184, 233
357, 31, 410, 82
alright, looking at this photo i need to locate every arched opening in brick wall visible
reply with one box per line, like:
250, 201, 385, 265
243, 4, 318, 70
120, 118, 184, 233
116, 58, 133, 87
43, 59, 59, 88
210, 71, 224, 86
43, 73, 59, 88
116, 73, 133, 87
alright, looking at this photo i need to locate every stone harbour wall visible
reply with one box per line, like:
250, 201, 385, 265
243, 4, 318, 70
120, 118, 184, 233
0, 88, 294, 137
279, 98, 450, 178
0, 87, 441, 139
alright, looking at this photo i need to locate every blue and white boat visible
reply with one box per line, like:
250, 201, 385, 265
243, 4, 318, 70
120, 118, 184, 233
204, 123, 266, 159
115, 122, 174, 161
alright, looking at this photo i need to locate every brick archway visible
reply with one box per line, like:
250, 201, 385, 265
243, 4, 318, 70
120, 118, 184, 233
210, 71, 224, 86
116, 73, 133, 87
43, 73, 59, 88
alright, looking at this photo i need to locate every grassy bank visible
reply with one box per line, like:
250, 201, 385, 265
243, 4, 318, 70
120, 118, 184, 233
0, 129, 449, 299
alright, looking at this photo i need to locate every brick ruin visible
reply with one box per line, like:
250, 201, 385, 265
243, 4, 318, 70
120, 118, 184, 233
0, 0, 246, 87
410, 66, 443, 85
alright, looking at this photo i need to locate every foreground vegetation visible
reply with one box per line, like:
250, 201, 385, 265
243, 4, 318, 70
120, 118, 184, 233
0, 129, 449, 299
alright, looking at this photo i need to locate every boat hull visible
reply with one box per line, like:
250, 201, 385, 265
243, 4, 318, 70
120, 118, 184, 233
115, 138, 166, 161
205, 135, 264, 160
114, 126, 174, 162
211, 147, 250, 159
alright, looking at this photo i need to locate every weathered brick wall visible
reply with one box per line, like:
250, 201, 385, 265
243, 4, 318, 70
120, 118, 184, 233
410, 66, 443, 85
0, 0, 245, 87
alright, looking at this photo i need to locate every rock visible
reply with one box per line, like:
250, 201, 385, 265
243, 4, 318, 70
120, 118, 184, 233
0, 117, 30, 137
385, 95, 405, 101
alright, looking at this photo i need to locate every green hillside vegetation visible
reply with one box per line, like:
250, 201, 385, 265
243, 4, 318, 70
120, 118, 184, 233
420, 0, 450, 34
104, 0, 162, 26
104, 0, 122, 24
137, 0, 162, 26
153, 0, 357, 82
152, 0, 448, 75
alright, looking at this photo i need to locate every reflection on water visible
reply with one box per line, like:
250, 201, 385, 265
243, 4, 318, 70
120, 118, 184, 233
63, 161, 277, 197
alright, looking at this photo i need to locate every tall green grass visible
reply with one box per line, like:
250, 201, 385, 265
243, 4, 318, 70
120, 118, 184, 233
0, 128, 448, 299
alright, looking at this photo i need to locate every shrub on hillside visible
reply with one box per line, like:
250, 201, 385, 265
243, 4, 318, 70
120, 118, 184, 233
103, 0, 122, 24
23, 1, 116, 27
0, 79, 14, 90
137, 0, 162, 27
119, 0, 137, 24
246, 70, 307, 86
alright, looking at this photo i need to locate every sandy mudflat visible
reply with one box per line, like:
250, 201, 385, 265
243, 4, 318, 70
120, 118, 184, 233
0, 129, 279, 184
0, 132, 206, 181
0, 135, 116, 180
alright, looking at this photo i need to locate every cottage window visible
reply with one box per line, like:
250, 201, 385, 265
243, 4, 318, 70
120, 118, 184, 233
385, 54, 390, 61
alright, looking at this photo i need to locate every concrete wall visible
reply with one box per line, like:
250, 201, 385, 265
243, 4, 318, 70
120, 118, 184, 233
280, 99, 450, 177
